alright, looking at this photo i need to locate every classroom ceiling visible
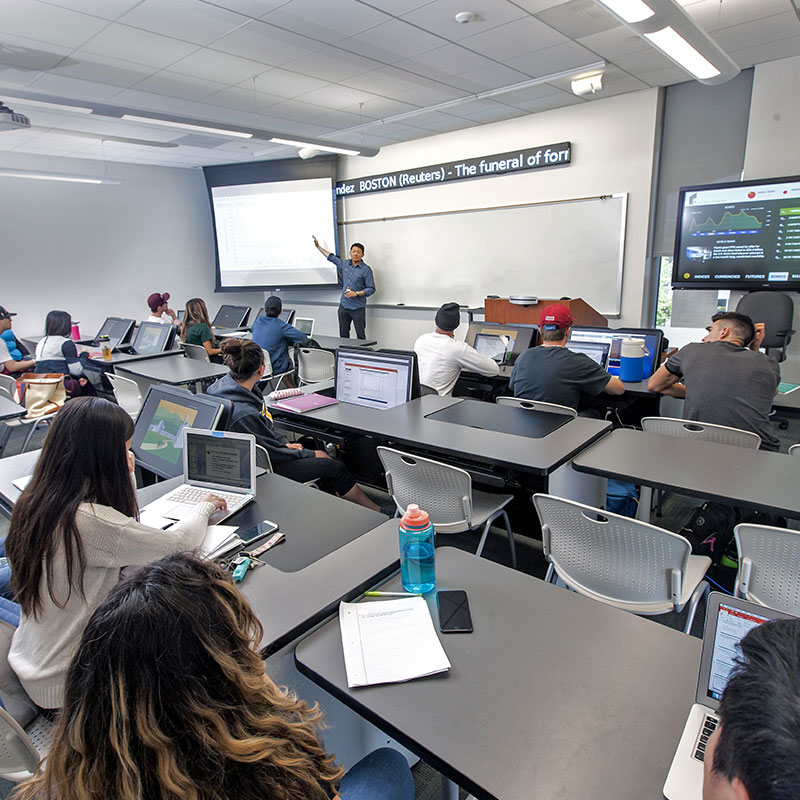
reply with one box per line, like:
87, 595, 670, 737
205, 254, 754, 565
0, 0, 798, 169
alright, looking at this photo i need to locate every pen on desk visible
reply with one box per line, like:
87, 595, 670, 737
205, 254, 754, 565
364, 591, 422, 597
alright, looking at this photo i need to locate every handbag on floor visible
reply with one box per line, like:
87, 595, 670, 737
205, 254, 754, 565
16, 373, 67, 418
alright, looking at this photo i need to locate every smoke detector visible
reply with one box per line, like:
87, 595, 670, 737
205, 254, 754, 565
455, 11, 476, 23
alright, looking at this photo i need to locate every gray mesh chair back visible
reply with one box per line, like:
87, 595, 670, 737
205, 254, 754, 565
496, 396, 577, 418
0, 706, 51, 782
181, 342, 211, 363
0, 375, 17, 402
533, 493, 709, 632
789, 444, 800, 456
641, 416, 760, 449
734, 523, 800, 614
260, 349, 273, 377
296, 348, 334, 384
254, 443, 274, 474
106, 373, 143, 418
377, 446, 516, 567
736, 290, 795, 361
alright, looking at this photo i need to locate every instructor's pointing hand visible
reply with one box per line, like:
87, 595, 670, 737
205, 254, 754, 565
312, 235, 319, 246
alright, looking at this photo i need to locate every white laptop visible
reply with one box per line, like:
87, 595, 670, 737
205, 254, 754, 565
141, 428, 256, 525
663, 593, 795, 799
294, 316, 314, 337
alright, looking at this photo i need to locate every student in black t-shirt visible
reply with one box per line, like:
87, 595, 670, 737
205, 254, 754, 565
509, 304, 624, 410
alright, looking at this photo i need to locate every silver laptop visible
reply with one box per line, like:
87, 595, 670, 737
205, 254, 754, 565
663, 593, 795, 799
141, 429, 256, 525
294, 316, 314, 337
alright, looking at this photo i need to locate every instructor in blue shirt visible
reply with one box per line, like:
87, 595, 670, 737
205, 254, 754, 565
313, 235, 375, 339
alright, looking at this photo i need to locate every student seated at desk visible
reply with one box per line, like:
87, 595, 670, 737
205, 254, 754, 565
509, 304, 624, 411
34, 310, 96, 397
251, 295, 309, 387
181, 297, 222, 361
0, 305, 34, 375
414, 302, 499, 396
207, 339, 388, 514
146, 290, 178, 324
703, 617, 800, 800
5, 398, 226, 710
13, 553, 414, 800
648, 312, 779, 451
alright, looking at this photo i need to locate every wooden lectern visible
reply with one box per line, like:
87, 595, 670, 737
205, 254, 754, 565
484, 298, 607, 328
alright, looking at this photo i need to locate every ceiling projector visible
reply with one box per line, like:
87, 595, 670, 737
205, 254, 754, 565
0, 102, 31, 131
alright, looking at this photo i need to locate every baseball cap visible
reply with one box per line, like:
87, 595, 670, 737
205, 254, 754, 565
147, 292, 170, 312
265, 296, 282, 315
0, 306, 17, 320
539, 304, 573, 330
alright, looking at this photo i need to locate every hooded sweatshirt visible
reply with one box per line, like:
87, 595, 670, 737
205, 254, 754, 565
206, 373, 315, 466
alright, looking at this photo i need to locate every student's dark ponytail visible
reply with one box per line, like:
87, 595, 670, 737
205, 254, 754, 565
221, 338, 264, 381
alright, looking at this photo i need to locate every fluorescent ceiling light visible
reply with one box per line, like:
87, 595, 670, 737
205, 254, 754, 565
644, 26, 721, 80
0, 168, 121, 184
7, 98, 93, 115
269, 137, 361, 156
598, 0, 654, 23
121, 115, 253, 138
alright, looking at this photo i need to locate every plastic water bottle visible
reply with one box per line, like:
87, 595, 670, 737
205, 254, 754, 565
399, 504, 436, 594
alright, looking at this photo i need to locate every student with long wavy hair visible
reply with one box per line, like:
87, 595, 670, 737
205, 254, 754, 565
180, 297, 222, 360
5, 397, 226, 710
12, 552, 414, 800
207, 338, 390, 513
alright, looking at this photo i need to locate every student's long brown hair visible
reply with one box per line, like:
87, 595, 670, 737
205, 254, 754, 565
13, 553, 343, 800
6, 397, 136, 619
180, 297, 212, 341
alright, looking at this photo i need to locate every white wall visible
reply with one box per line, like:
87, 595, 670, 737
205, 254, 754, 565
0, 151, 264, 340
743, 54, 800, 381
283, 88, 660, 348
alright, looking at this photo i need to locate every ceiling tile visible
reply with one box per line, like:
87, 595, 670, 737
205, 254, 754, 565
577, 25, 649, 59
133, 71, 230, 100
191, 0, 292, 19
262, 0, 391, 43
282, 46, 379, 81
354, 0, 434, 14
210, 19, 322, 66
447, 101, 523, 123
535, 0, 618, 40
306, 108, 365, 127
80, 24, 201, 69
506, 39, 601, 76
496, 80, 571, 107
0, 35, 73, 71
610, 46, 675, 74
202, 83, 284, 111
25, 72, 126, 100
52, 53, 154, 88
506, 88, 583, 112
452, 63, 532, 92
341, 64, 436, 94
250, 67, 330, 98
460, 16, 568, 59
337, 19, 444, 63
635, 64, 696, 87
400, 0, 528, 43
390, 80, 468, 105
340, 96, 419, 119
713, 12, 800, 52
395, 43, 502, 78
170, 48, 271, 83
37, 0, 146, 21
104, 86, 196, 111
683, 0, 790, 33
295, 83, 382, 109
261, 96, 330, 121
0, 68, 47, 88
729, 36, 800, 70
118, 0, 249, 45
0, 1, 111, 49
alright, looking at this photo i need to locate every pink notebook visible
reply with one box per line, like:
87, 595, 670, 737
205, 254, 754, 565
272, 393, 338, 413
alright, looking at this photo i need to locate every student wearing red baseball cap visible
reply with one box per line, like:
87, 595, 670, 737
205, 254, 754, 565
146, 292, 178, 325
509, 303, 624, 411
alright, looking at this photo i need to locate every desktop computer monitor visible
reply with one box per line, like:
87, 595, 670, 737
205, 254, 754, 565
464, 323, 538, 367
567, 326, 664, 378
335, 348, 415, 410
94, 317, 135, 346
132, 321, 175, 354
131, 385, 226, 478
211, 304, 250, 329
280, 307, 295, 325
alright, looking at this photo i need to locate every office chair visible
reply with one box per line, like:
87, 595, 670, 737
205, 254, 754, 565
378, 446, 516, 568
734, 523, 800, 615
180, 342, 211, 363
736, 290, 795, 362
533, 493, 710, 633
496, 396, 577, 418
255, 443, 274, 475
296, 348, 334, 385
106, 373, 143, 418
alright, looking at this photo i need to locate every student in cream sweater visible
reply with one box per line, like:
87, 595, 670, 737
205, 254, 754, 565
5, 397, 226, 710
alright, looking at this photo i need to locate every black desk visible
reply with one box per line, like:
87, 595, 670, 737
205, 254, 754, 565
295, 547, 700, 800
0, 396, 26, 422
83, 349, 182, 370
573, 428, 800, 518
312, 335, 376, 351
117, 357, 227, 392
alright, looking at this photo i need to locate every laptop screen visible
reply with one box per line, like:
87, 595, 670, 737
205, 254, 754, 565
133, 321, 172, 354
295, 317, 314, 336
565, 340, 610, 366
185, 431, 252, 490
335, 349, 413, 409
473, 333, 512, 363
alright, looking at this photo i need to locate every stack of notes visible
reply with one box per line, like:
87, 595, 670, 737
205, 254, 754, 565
339, 596, 451, 688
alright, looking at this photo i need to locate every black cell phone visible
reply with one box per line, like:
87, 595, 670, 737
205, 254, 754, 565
437, 590, 473, 633
238, 519, 279, 544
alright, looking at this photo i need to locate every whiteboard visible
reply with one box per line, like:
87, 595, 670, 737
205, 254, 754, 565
342, 194, 627, 316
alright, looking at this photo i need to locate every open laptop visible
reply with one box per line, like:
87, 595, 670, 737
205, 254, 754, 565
663, 593, 796, 799
125, 320, 175, 355
565, 339, 610, 367
141, 429, 256, 525
294, 316, 314, 337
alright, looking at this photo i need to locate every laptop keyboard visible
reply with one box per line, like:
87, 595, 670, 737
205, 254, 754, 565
693, 714, 719, 762
167, 486, 249, 511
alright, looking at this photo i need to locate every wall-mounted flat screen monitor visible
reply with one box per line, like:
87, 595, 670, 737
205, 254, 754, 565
672, 175, 800, 289
94, 317, 135, 346
464, 323, 538, 366
131, 321, 175, 354
211, 305, 250, 329
567, 327, 663, 378
335, 348, 414, 410
132, 385, 226, 478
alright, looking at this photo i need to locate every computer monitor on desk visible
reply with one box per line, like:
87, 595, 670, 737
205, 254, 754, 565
335, 348, 416, 410
211, 304, 250, 330
464, 323, 538, 377
128, 321, 175, 354
90, 317, 135, 349
567, 327, 664, 379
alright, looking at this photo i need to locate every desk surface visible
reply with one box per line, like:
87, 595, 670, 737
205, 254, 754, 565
0, 450, 39, 512
117, 357, 228, 385
312, 335, 376, 350
0, 396, 26, 422
273, 395, 610, 475
84, 349, 182, 368
295, 547, 700, 800
573, 428, 800, 517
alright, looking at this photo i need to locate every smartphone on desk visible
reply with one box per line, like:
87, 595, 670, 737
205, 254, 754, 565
238, 519, 279, 545
437, 590, 473, 633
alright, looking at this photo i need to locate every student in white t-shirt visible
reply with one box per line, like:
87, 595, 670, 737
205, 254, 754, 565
146, 291, 178, 324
